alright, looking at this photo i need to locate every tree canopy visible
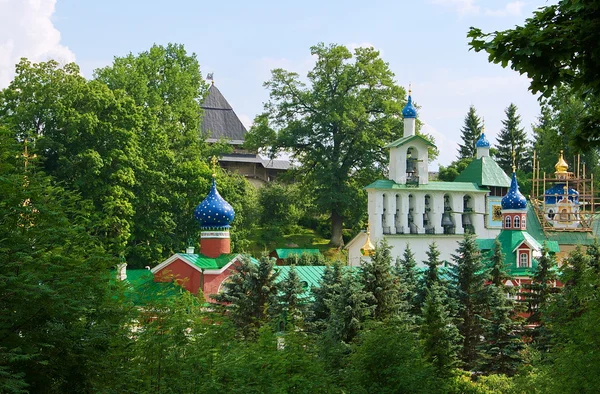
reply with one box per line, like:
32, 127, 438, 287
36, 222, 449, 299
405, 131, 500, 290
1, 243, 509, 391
246, 43, 416, 246
468, 1, 600, 147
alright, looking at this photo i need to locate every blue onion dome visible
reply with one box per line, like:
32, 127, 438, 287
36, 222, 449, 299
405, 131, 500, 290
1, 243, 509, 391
544, 183, 579, 205
476, 133, 490, 148
501, 172, 527, 210
193, 178, 235, 229
402, 94, 417, 118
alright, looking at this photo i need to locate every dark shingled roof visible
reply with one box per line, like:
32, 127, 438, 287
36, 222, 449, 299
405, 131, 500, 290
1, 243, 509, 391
201, 84, 247, 144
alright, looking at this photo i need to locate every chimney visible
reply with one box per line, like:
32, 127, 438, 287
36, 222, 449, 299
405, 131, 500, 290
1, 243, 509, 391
116, 262, 127, 281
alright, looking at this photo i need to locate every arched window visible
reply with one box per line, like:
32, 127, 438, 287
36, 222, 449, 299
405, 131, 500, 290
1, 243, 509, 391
514, 215, 520, 228
521, 216, 526, 229
519, 253, 528, 268
505, 216, 512, 228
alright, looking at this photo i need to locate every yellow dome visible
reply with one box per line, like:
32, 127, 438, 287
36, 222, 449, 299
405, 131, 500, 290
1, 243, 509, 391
361, 226, 375, 256
555, 150, 569, 173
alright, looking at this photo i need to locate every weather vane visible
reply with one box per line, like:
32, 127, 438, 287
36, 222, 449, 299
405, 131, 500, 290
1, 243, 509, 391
207, 72, 214, 84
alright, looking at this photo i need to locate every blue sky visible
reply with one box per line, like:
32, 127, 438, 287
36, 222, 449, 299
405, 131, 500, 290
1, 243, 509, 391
1, 0, 556, 168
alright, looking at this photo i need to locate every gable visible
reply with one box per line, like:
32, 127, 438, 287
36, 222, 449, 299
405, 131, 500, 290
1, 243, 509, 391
384, 135, 435, 149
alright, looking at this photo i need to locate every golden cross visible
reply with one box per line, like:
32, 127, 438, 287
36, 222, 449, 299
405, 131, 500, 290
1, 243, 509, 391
211, 156, 218, 177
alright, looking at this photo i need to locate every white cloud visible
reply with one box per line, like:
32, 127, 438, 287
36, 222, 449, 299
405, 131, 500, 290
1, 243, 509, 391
0, 0, 75, 88
431, 0, 480, 15
432, 0, 525, 17
485, 1, 525, 16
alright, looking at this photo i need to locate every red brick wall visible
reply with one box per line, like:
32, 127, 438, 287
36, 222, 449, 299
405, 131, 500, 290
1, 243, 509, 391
154, 258, 202, 294
200, 237, 231, 258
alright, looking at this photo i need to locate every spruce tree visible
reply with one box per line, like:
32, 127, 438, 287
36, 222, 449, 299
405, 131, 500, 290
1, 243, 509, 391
327, 271, 374, 343
416, 242, 444, 313
496, 103, 530, 173
450, 233, 489, 370
360, 239, 402, 320
457, 105, 483, 160
396, 244, 420, 317
278, 265, 310, 331
309, 262, 343, 332
520, 245, 559, 350
214, 255, 280, 338
420, 283, 461, 377
480, 240, 524, 376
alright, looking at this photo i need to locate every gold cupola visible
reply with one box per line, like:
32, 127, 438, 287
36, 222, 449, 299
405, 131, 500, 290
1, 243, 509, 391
554, 150, 569, 179
361, 224, 375, 257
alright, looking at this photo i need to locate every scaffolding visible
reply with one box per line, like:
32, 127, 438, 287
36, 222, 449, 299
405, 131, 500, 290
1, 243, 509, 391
530, 150, 599, 233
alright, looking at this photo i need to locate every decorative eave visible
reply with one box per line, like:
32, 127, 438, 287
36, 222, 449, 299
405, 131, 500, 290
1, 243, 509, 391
151, 253, 242, 275
384, 134, 435, 149
364, 179, 488, 193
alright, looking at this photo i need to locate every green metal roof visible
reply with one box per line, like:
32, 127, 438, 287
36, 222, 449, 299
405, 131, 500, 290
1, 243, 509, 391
364, 179, 488, 193
384, 135, 436, 149
179, 253, 238, 270
124, 269, 183, 305
275, 265, 327, 291
455, 156, 511, 188
274, 249, 321, 259
525, 203, 600, 245
477, 230, 560, 276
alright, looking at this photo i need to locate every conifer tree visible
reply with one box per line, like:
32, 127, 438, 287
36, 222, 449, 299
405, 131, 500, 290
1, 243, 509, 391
214, 255, 280, 338
420, 282, 461, 377
416, 242, 444, 312
327, 271, 374, 343
309, 262, 343, 332
480, 240, 524, 376
457, 106, 483, 160
520, 245, 558, 350
277, 265, 310, 331
396, 244, 420, 316
450, 233, 489, 370
496, 103, 530, 173
360, 239, 402, 320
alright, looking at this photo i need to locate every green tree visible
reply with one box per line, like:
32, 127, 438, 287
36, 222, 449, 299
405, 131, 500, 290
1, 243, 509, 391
495, 103, 530, 173
360, 240, 403, 320
450, 233, 489, 370
0, 127, 130, 393
309, 262, 343, 332
347, 321, 440, 394
468, 1, 600, 147
457, 105, 483, 160
437, 157, 473, 182
395, 244, 420, 317
0, 59, 141, 256
479, 241, 524, 376
520, 245, 559, 350
246, 43, 410, 247
277, 265, 310, 331
326, 270, 374, 343
419, 283, 461, 377
416, 242, 445, 313
214, 255, 280, 338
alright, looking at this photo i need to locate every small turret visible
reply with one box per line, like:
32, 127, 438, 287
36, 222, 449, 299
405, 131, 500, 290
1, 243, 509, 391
501, 170, 527, 230
476, 132, 490, 159
402, 87, 417, 137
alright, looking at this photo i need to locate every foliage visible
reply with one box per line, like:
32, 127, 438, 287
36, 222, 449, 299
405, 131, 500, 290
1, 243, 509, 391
276, 265, 310, 331
346, 321, 440, 394
246, 43, 409, 246
532, 86, 600, 187
0, 59, 141, 256
416, 242, 445, 312
0, 127, 130, 393
395, 244, 420, 317
359, 239, 403, 320
285, 251, 327, 266
257, 182, 308, 236
420, 283, 461, 377
458, 105, 483, 160
438, 157, 473, 182
213, 255, 279, 338
468, 1, 600, 147
326, 270, 374, 343
309, 262, 344, 333
450, 233, 489, 370
495, 103, 531, 173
